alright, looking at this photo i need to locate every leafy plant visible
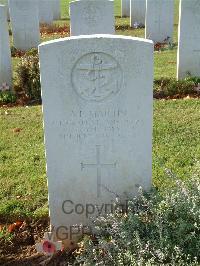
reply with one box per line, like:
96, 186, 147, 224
15, 48, 41, 102
184, 74, 200, 86
0, 90, 16, 104
0, 226, 14, 242
76, 177, 200, 265
40, 23, 70, 37
11, 46, 26, 58
0, 83, 16, 104
154, 78, 196, 98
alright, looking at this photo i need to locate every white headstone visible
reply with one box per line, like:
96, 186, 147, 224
121, 0, 130, 17
9, 0, 40, 51
177, 0, 200, 79
7, 6, 9, 21
70, 0, 115, 36
39, 35, 153, 244
0, 0, 9, 20
52, 0, 60, 20
0, 5, 12, 88
130, 0, 146, 27
39, 0, 53, 24
145, 0, 174, 43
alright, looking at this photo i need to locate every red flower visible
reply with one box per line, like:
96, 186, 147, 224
42, 240, 56, 253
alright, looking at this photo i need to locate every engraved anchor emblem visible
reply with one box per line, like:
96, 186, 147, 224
78, 54, 117, 97
83, 6, 99, 25
72, 52, 122, 102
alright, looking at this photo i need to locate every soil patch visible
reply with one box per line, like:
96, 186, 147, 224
0, 219, 75, 265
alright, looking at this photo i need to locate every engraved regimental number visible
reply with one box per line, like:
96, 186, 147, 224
81, 145, 117, 198
72, 52, 122, 102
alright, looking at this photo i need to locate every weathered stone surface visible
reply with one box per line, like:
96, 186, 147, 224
39, 0, 53, 24
39, 35, 153, 243
145, 0, 174, 43
177, 0, 200, 79
9, 0, 40, 51
121, 0, 130, 17
52, 0, 60, 20
0, 0, 9, 20
70, 0, 115, 36
130, 0, 146, 27
0, 5, 12, 88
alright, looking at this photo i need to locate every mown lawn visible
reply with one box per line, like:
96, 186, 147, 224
1, 0, 200, 222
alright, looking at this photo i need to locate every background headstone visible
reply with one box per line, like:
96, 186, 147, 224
39, 35, 153, 244
7, 4, 9, 21
0, 0, 9, 21
177, 0, 200, 79
121, 0, 130, 17
9, 0, 40, 51
145, 0, 174, 43
70, 0, 115, 36
0, 5, 12, 88
52, 0, 61, 20
39, 0, 53, 24
130, 0, 146, 27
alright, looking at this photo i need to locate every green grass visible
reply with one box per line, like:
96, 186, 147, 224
1, 0, 200, 222
154, 49, 177, 79
0, 106, 47, 221
153, 99, 200, 189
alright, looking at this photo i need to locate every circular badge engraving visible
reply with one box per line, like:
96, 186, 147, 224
72, 52, 122, 102
83, 6, 100, 26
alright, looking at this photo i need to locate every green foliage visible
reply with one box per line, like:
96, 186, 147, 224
0, 200, 32, 221
25, 48, 39, 57
76, 177, 200, 265
0, 90, 16, 104
15, 48, 41, 102
11, 46, 26, 58
0, 226, 14, 242
154, 78, 196, 98
184, 75, 200, 86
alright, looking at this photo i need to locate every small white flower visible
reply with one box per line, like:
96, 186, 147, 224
0, 82, 10, 92
133, 22, 144, 29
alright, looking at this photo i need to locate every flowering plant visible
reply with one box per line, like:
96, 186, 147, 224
76, 176, 200, 265
0, 83, 10, 92
0, 83, 16, 104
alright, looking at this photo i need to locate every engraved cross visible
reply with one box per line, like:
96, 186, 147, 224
81, 145, 116, 198
78, 54, 116, 72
